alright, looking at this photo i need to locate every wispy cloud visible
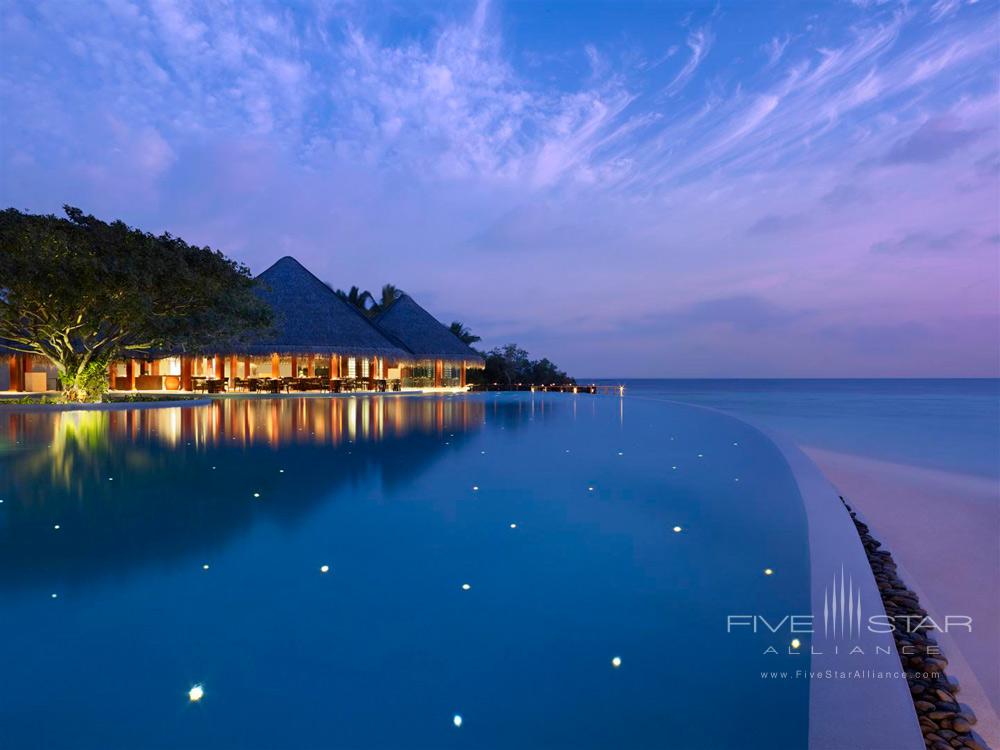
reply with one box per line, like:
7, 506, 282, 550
883, 117, 986, 164
664, 27, 713, 96
871, 229, 974, 254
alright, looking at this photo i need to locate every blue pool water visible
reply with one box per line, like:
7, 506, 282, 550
595, 379, 1000, 480
0, 395, 811, 749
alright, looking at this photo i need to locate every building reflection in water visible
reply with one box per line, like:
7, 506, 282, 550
0, 396, 486, 590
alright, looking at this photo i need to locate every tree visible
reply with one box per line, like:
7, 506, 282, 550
449, 321, 481, 345
334, 285, 375, 314
374, 284, 403, 315
473, 344, 574, 388
0, 206, 273, 402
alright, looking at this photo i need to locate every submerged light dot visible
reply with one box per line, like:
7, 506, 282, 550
253, 492, 260, 498
51, 593, 58, 599
764, 568, 774, 576
189, 684, 204, 702
611, 656, 622, 668
320, 565, 330, 573
791, 639, 801, 649
672, 526, 682, 533
53, 524, 60, 530
472, 486, 479, 491
461, 583, 471, 591
453, 715, 463, 728
202, 564, 210, 571
510, 523, 517, 529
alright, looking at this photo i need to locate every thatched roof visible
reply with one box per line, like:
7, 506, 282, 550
374, 294, 484, 363
243, 256, 411, 358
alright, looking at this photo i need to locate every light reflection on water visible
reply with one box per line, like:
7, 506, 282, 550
0, 394, 810, 750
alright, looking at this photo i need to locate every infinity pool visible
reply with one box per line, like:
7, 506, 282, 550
0, 394, 812, 749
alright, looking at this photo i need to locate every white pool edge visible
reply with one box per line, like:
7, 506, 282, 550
766, 431, 925, 750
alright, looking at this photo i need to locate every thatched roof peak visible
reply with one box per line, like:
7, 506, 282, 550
249, 256, 410, 358
374, 294, 484, 363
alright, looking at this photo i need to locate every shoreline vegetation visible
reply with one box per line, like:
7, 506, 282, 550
322, 281, 578, 390
1, 206, 575, 403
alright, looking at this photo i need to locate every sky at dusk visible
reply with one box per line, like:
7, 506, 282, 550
1, 0, 998, 377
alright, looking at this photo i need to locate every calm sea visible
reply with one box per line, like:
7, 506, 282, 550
592, 379, 1000, 480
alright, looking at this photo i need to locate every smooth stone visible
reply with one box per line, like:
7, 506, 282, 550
951, 717, 972, 733
957, 704, 977, 725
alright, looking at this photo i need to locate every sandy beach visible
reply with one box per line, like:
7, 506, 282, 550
804, 446, 1000, 746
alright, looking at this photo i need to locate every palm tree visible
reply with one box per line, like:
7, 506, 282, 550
334, 285, 374, 314
373, 284, 403, 316
449, 321, 481, 345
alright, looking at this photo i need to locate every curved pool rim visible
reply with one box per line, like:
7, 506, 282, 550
625, 393, 924, 750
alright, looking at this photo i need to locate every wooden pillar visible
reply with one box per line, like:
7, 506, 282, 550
336, 355, 342, 378
150, 359, 159, 376
213, 354, 223, 380
243, 355, 251, 378
127, 359, 137, 391
460, 361, 467, 388
108, 361, 116, 391
181, 356, 193, 391
229, 355, 237, 389
291, 355, 298, 377
271, 353, 280, 378
307, 355, 315, 377
434, 359, 443, 388
7, 353, 25, 392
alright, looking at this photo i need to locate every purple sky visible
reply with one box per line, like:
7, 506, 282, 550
1, 0, 998, 377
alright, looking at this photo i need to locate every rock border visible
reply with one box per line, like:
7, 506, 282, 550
842, 497, 990, 750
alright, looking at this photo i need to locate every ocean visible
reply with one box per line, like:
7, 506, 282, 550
593, 379, 1000, 481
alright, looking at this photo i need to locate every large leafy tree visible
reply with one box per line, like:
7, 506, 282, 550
0, 206, 273, 402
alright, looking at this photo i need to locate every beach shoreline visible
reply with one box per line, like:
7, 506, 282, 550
803, 446, 1000, 746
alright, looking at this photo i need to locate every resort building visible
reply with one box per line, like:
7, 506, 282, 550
374, 294, 483, 389
1, 256, 484, 394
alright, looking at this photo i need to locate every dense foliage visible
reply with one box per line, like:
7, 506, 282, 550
471, 344, 575, 387
0, 206, 272, 401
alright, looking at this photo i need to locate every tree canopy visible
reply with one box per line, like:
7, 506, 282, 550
0, 206, 273, 400
473, 344, 575, 387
